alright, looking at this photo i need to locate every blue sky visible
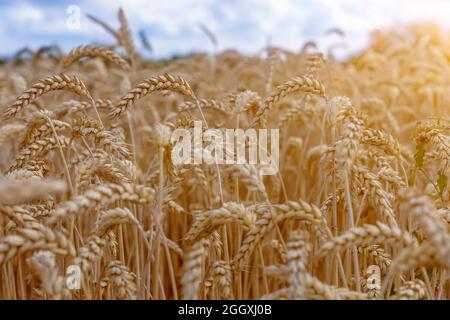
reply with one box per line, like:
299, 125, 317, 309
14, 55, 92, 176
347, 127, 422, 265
0, 0, 449, 58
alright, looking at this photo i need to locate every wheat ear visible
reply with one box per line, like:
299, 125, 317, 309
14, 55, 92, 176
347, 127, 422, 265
317, 222, 414, 258
362, 265, 381, 299
47, 183, 154, 224
286, 231, 311, 299
253, 75, 326, 125
27, 250, 70, 300
61, 45, 130, 71
207, 260, 234, 299
400, 191, 450, 267
233, 200, 322, 270
102, 260, 137, 300
397, 279, 428, 300
185, 202, 255, 244
4, 74, 91, 119
181, 240, 206, 299
0, 222, 75, 265
109, 74, 196, 119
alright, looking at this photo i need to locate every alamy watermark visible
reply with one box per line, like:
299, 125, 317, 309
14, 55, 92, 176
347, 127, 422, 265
170, 121, 280, 175
66, 265, 81, 290
66, 5, 81, 30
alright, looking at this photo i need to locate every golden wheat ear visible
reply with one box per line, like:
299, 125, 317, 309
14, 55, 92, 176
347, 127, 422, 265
108, 73, 196, 119
61, 45, 130, 71
252, 75, 326, 126
4, 73, 91, 119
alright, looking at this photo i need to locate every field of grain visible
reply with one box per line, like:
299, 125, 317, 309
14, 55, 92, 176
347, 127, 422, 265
0, 10, 449, 300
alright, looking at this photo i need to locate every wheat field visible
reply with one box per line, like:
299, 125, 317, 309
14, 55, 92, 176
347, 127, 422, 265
0, 10, 449, 300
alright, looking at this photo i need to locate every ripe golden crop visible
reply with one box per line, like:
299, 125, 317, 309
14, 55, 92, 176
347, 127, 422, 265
0, 10, 448, 300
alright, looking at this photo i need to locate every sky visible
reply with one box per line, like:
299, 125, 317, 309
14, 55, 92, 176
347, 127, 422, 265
0, 0, 450, 59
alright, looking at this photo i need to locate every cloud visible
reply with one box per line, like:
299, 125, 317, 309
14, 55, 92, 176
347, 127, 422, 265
0, 0, 449, 58
6, 2, 44, 23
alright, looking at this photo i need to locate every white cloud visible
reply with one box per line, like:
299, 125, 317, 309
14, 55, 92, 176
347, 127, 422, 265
5, 2, 44, 23
1, 0, 450, 57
